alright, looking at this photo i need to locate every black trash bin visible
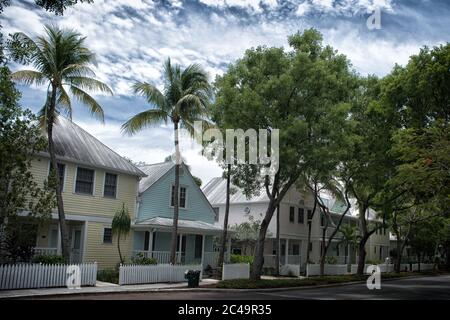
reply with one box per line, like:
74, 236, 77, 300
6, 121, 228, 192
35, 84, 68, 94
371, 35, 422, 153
185, 270, 201, 288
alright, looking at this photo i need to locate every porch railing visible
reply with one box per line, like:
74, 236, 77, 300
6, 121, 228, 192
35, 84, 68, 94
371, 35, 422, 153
33, 247, 58, 256
263, 254, 302, 267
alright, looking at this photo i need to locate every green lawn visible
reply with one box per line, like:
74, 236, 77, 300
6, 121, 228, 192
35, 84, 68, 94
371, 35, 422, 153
216, 272, 438, 289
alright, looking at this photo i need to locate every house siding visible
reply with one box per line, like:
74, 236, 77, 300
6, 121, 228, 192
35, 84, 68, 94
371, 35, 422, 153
137, 164, 215, 224
29, 157, 139, 269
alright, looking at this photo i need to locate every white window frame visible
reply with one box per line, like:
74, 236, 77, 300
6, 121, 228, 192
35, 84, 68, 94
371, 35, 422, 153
102, 226, 113, 244
47, 161, 67, 193
102, 172, 119, 199
169, 184, 188, 209
74, 165, 96, 196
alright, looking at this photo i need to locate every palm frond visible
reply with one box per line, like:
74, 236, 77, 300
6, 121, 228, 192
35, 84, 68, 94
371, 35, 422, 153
132, 82, 166, 109
70, 85, 105, 123
67, 77, 113, 95
121, 109, 169, 135
10, 70, 46, 86
57, 85, 72, 120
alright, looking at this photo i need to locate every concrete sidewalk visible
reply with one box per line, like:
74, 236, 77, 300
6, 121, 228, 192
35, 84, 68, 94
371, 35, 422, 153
0, 279, 220, 299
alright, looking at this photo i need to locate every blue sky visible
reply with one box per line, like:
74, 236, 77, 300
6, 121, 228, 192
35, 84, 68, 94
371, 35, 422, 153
2, 0, 449, 183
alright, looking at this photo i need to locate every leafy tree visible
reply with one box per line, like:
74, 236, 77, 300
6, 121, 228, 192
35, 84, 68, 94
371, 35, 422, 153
9, 25, 113, 260
112, 203, 131, 264
35, 0, 93, 15
0, 61, 55, 262
230, 215, 271, 256
122, 58, 211, 264
192, 175, 202, 187
214, 29, 356, 279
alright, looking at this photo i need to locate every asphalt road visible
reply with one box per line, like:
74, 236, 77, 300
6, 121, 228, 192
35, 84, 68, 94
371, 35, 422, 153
35, 275, 450, 300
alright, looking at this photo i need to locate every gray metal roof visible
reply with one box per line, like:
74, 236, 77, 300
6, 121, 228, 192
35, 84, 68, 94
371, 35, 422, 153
134, 216, 223, 234
202, 177, 270, 204
42, 116, 145, 177
137, 161, 174, 193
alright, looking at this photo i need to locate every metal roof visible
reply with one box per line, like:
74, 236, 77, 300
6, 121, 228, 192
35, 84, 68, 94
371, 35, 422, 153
41, 116, 146, 177
202, 177, 270, 204
137, 161, 174, 193
134, 216, 223, 234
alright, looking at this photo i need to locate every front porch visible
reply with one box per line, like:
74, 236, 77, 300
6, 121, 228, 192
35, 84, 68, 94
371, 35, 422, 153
34, 220, 85, 264
132, 217, 226, 269
262, 238, 302, 269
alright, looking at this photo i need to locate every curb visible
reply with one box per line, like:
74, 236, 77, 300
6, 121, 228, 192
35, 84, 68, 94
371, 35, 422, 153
2, 273, 444, 299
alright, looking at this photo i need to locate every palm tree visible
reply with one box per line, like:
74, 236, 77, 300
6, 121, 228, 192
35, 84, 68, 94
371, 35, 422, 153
10, 25, 113, 260
338, 224, 359, 271
122, 58, 211, 265
112, 203, 131, 264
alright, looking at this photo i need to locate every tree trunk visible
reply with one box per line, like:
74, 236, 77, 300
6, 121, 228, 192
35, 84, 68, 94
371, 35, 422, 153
417, 252, 421, 272
319, 225, 328, 276
251, 198, 277, 280
275, 197, 280, 276
357, 239, 367, 275
47, 84, 70, 261
218, 164, 231, 269
169, 121, 180, 265
117, 232, 122, 264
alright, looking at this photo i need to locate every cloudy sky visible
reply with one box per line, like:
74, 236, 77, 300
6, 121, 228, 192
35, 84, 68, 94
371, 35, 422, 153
2, 0, 449, 184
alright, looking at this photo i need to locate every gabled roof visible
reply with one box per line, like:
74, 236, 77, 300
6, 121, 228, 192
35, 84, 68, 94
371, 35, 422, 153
137, 161, 174, 193
41, 116, 145, 177
202, 177, 270, 204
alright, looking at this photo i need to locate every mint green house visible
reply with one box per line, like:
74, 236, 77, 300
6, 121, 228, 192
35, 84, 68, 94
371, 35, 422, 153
132, 161, 224, 269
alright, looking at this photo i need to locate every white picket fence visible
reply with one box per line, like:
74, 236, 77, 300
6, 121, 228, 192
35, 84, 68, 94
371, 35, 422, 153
222, 263, 250, 280
0, 263, 97, 290
306, 264, 348, 276
119, 264, 202, 285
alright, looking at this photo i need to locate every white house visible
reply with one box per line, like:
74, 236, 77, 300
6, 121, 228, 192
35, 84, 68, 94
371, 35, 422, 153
203, 177, 391, 271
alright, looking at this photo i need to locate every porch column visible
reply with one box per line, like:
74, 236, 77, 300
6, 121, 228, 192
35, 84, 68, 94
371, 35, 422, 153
226, 235, 231, 263
285, 238, 289, 265
56, 224, 62, 255
148, 229, 154, 259
200, 234, 205, 269
178, 233, 183, 263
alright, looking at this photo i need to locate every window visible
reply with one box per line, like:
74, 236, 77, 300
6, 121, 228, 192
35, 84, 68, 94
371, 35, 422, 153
298, 208, 304, 224
289, 206, 295, 223
75, 167, 95, 195
292, 244, 300, 255
49, 163, 65, 192
103, 227, 112, 244
320, 214, 325, 227
103, 173, 117, 198
309, 242, 313, 252
171, 185, 187, 208
307, 209, 313, 221
57, 163, 65, 191
213, 207, 220, 222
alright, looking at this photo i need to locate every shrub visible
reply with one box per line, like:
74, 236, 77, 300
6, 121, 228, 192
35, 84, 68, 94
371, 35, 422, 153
131, 253, 157, 265
230, 254, 253, 266
32, 255, 67, 264
97, 268, 119, 284
262, 267, 276, 276
325, 256, 338, 264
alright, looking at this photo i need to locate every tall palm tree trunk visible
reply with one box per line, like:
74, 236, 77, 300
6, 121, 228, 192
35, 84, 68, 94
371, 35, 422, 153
117, 232, 123, 264
48, 84, 70, 261
218, 164, 231, 270
170, 120, 180, 265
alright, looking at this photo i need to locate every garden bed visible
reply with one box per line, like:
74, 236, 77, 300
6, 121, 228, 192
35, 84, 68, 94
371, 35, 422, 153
216, 271, 442, 289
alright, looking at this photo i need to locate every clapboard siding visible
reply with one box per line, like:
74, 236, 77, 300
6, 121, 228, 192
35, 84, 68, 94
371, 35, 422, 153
30, 158, 139, 218
83, 221, 133, 269
137, 164, 215, 224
